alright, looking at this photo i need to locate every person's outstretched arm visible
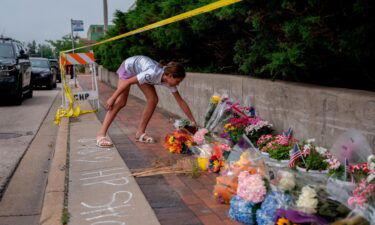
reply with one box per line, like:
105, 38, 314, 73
172, 91, 197, 126
106, 76, 138, 110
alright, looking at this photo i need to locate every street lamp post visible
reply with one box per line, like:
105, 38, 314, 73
103, 0, 108, 32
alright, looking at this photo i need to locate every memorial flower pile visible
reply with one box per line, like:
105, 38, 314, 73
162, 95, 375, 225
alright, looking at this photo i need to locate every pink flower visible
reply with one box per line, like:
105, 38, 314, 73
275, 135, 289, 145
348, 179, 375, 207
219, 144, 231, 151
257, 134, 273, 145
237, 172, 267, 203
324, 153, 341, 170
193, 128, 208, 145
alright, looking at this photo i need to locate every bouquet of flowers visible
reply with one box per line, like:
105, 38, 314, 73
294, 140, 329, 172
164, 130, 194, 154
237, 172, 267, 203
245, 118, 274, 144
208, 144, 226, 173
173, 118, 197, 134
257, 134, 298, 161
204, 95, 221, 127
220, 117, 253, 144
229, 196, 256, 225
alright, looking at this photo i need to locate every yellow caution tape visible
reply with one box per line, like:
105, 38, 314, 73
55, 0, 242, 124
63, 0, 242, 53
54, 53, 96, 125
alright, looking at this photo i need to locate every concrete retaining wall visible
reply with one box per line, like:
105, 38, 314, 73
98, 66, 375, 149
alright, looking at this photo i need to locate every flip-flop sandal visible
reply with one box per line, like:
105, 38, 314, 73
96, 136, 114, 148
136, 133, 155, 143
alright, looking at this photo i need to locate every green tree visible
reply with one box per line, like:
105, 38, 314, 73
37, 44, 54, 58
94, 0, 375, 91
27, 40, 38, 56
47, 35, 84, 57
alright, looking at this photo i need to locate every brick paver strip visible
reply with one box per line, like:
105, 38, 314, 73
78, 75, 240, 225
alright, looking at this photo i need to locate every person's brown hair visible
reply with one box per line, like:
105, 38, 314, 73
159, 60, 186, 79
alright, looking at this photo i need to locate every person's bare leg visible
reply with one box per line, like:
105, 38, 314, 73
136, 84, 158, 137
97, 80, 130, 138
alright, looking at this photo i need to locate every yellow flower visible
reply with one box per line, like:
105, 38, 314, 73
277, 218, 291, 225
168, 136, 174, 144
210, 95, 221, 104
197, 157, 209, 171
224, 123, 232, 129
185, 140, 193, 148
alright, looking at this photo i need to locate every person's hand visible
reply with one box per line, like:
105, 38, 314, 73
106, 97, 115, 111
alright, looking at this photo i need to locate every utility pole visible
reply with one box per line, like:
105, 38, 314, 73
103, 0, 108, 32
70, 19, 77, 87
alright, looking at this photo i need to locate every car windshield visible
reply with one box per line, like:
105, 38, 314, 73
0, 44, 14, 58
31, 59, 49, 68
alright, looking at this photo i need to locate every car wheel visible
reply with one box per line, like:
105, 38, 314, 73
47, 78, 53, 90
25, 86, 33, 99
13, 82, 23, 105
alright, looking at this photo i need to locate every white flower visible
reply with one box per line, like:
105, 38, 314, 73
367, 155, 375, 183
296, 186, 318, 214
173, 120, 184, 129
278, 171, 296, 191
173, 119, 190, 129
368, 155, 375, 170
245, 121, 273, 135
306, 138, 315, 144
316, 146, 328, 155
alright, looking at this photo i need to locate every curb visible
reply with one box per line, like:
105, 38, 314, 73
39, 117, 69, 225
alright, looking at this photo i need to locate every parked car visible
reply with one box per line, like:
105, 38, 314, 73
30, 57, 56, 89
48, 59, 61, 82
0, 37, 33, 105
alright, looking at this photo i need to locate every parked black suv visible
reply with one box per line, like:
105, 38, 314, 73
48, 59, 61, 82
0, 37, 33, 104
30, 57, 56, 89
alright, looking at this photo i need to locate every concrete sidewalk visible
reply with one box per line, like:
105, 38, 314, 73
78, 75, 241, 225
67, 97, 160, 225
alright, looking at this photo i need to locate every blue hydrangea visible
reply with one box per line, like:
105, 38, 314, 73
229, 196, 255, 225
256, 191, 293, 225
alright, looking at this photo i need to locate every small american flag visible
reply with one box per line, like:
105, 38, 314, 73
344, 158, 350, 181
283, 127, 293, 139
289, 143, 302, 168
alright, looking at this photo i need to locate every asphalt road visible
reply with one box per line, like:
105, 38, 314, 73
0, 88, 59, 196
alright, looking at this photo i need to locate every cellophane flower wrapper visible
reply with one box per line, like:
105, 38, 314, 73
204, 93, 221, 127
173, 118, 191, 130
329, 129, 373, 165
221, 135, 268, 178
213, 135, 267, 204
325, 130, 375, 224
190, 144, 213, 172
205, 95, 232, 131
256, 191, 293, 225
326, 170, 375, 224
229, 196, 257, 225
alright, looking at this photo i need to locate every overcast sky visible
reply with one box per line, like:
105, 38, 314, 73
0, 0, 135, 44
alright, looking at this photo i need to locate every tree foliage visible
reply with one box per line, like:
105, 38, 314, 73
47, 35, 85, 57
94, 0, 375, 90
26, 41, 55, 58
